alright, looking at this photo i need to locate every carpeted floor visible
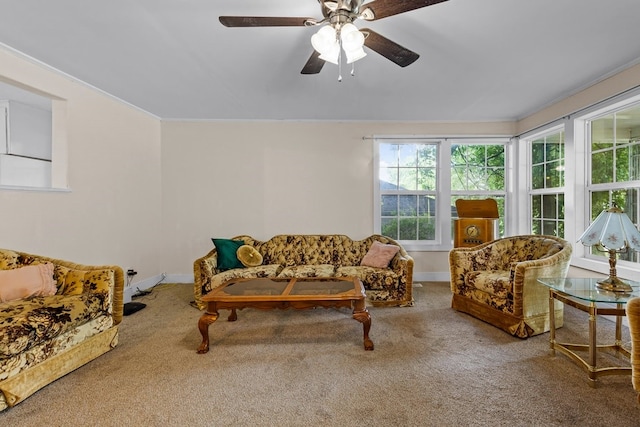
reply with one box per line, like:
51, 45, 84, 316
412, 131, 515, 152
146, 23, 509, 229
1, 282, 638, 426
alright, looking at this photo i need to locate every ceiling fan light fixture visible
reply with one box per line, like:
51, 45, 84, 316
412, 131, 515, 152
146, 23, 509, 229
340, 23, 364, 49
319, 42, 340, 64
340, 23, 366, 64
311, 25, 339, 58
312, 25, 336, 49
344, 46, 366, 64
221, 0, 448, 75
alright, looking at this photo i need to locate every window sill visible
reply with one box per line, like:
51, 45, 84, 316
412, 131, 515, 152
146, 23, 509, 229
0, 185, 71, 193
572, 256, 640, 281
399, 241, 452, 252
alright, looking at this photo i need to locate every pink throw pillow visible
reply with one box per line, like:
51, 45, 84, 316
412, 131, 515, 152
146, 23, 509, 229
360, 241, 400, 268
0, 263, 57, 303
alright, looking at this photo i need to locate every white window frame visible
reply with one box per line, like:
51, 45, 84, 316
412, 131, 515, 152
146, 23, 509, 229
519, 88, 640, 276
568, 89, 640, 279
522, 124, 566, 238
373, 136, 510, 251
0, 79, 68, 192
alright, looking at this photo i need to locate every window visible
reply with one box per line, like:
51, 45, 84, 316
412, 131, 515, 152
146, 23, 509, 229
450, 143, 506, 236
528, 127, 565, 237
0, 80, 60, 190
375, 138, 507, 249
586, 103, 640, 264
378, 142, 438, 242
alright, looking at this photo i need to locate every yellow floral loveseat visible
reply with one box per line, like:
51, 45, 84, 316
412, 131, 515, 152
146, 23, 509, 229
449, 235, 572, 338
193, 234, 414, 310
0, 249, 123, 411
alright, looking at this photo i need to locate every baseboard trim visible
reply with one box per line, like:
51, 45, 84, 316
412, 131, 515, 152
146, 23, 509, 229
123, 273, 194, 303
413, 272, 450, 283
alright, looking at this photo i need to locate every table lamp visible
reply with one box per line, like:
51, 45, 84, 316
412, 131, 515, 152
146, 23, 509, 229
578, 203, 640, 293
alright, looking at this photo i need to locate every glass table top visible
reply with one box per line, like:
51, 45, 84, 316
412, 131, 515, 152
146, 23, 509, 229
217, 278, 357, 297
538, 277, 640, 304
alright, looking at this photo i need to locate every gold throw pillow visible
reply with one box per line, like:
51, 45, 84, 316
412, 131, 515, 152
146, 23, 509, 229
236, 245, 263, 267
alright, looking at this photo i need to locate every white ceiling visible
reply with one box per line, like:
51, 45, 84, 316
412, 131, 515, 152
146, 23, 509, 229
1, 0, 640, 122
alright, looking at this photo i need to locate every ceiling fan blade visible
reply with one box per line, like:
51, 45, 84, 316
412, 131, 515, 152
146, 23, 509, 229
219, 16, 313, 27
360, 0, 448, 21
362, 28, 419, 67
301, 51, 325, 74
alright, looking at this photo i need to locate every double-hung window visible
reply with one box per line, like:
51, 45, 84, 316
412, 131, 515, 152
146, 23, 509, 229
450, 142, 506, 237
377, 142, 438, 243
528, 127, 565, 237
374, 138, 508, 250
586, 103, 640, 264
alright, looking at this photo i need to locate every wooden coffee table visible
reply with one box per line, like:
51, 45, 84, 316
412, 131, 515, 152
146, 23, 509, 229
197, 276, 373, 353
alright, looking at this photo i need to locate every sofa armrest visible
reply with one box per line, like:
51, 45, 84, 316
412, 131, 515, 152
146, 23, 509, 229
389, 249, 414, 282
510, 244, 572, 315
193, 247, 218, 309
390, 249, 414, 303
15, 252, 125, 325
627, 297, 640, 402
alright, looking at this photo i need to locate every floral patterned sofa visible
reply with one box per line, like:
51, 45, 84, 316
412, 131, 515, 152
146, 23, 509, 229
193, 234, 414, 310
449, 235, 572, 338
0, 249, 123, 411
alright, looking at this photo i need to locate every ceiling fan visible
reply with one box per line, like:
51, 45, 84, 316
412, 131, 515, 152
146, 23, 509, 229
219, 0, 449, 75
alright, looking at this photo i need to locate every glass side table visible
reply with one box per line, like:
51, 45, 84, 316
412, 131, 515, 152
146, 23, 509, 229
537, 277, 640, 387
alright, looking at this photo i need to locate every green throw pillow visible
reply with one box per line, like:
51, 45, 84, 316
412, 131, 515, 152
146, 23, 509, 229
211, 238, 245, 271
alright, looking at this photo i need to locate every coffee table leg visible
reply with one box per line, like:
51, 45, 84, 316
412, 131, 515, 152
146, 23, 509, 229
197, 311, 219, 354
588, 302, 597, 385
353, 306, 374, 351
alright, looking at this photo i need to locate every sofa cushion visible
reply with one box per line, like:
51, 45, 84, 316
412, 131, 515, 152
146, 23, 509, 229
211, 238, 245, 271
0, 293, 107, 359
208, 264, 283, 293
464, 271, 511, 298
360, 241, 400, 268
336, 266, 399, 290
261, 235, 338, 266
52, 266, 115, 303
0, 263, 57, 303
277, 264, 336, 278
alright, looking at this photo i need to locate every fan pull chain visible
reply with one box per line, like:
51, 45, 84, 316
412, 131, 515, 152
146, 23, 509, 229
351, 62, 356, 77
338, 40, 343, 82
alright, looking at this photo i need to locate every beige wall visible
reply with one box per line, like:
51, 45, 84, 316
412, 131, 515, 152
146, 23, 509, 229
517, 62, 640, 135
0, 46, 163, 281
160, 120, 514, 276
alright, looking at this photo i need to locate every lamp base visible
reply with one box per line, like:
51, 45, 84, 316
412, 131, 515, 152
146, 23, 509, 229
596, 276, 633, 293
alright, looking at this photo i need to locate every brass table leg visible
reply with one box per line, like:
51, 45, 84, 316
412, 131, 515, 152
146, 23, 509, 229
549, 289, 556, 353
615, 303, 623, 352
588, 302, 597, 387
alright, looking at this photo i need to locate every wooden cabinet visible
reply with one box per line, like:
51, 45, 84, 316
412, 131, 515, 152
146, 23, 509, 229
453, 199, 499, 248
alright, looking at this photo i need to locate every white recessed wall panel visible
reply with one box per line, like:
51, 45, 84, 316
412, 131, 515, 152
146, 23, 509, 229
0, 153, 51, 187
6, 100, 52, 160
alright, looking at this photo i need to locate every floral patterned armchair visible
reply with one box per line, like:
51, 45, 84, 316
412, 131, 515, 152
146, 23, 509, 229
449, 235, 572, 338
627, 297, 640, 403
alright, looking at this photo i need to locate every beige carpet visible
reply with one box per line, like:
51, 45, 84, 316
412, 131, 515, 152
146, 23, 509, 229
1, 282, 638, 426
